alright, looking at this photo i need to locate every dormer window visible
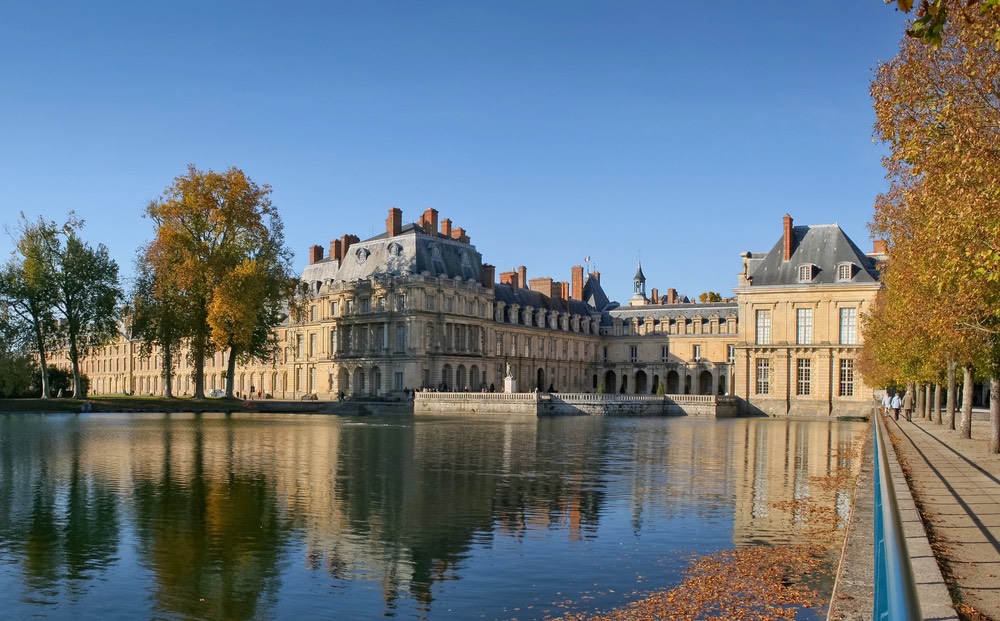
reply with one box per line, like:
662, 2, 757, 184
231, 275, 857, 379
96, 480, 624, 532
836, 262, 855, 282
797, 264, 816, 283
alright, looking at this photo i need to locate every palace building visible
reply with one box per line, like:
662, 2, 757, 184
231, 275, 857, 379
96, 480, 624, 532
64, 209, 881, 416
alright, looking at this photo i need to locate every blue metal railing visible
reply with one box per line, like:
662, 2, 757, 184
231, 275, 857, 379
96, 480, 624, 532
873, 411, 923, 620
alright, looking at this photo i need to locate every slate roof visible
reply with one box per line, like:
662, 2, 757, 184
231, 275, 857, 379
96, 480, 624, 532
746, 224, 880, 287
299, 223, 484, 285
492, 283, 594, 317
608, 302, 738, 322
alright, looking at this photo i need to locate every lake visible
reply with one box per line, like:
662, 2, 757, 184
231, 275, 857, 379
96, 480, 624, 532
0, 413, 866, 620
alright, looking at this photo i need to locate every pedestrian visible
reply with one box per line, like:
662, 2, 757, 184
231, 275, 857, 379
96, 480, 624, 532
902, 389, 914, 421
249, 385, 255, 400
881, 391, 892, 416
890, 392, 902, 420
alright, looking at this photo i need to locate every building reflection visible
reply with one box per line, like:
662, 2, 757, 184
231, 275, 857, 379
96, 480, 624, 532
0, 414, 865, 619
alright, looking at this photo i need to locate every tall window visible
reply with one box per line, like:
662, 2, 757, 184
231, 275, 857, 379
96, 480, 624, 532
840, 307, 857, 345
296, 334, 304, 358
837, 263, 854, 281
426, 295, 435, 311
603, 346, 608, 362
796, 308, 812, 344
629, 345, 638, 363
693, 344, 701, 360
394, 372, 404, 390
512, 334, 519, 357
395, 295, 405, 311
309, 333, 317, 357
727, 344, 735, 363
755, 359, 770, 394
495, 333, 503, 356
839, 359, 855, 396
395, 324, 406, 353
796, 358, 811, 396
755, 309, 771, 345
331, 301, 339, 316
661, 344, 669, 362
360, 298, 370, 313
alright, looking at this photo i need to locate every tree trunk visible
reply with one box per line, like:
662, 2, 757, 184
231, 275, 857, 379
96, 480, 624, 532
933, 383, 942, 424
924, 383, 931, 418
225, 347, 238, 398
162, 341, 173, 398
68, 334, 83, 399
33, 316, 50, 399
990, 377, 999, 454
916, 383, 924, 419
947, 362, 957, 430
961, 366, 974, 439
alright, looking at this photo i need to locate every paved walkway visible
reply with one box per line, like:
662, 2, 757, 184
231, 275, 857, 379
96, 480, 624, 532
886, 411, 1000, 621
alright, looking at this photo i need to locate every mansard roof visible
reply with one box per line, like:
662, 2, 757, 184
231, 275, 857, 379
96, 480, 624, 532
608, 301, 738, 322
746, 224, 880, 287
300, 223, 484, 285
492, 283, 594, 317
582, 273, 612, 311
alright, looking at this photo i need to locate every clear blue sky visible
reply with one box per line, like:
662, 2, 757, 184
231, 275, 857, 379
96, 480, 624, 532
0, 2, 910, 304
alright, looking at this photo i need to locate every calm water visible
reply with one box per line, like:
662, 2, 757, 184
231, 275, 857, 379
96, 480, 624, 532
0, 413, 866, 620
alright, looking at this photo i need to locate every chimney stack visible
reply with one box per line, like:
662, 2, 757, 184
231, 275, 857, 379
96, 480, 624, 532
481, 264, 496, 290
386, 207, 402, 237
651, 287, 659, 304
421, 208, 439, 235
783, 214, 794, 261
872, 239, 887, 255
560, 282, 569, 301
330, 239, 341, 262
441, 218, 452, 238
517, 266, 527, 289
500, 271, 518, 288
571, 265, 584, 300
341, 234, 359, 259
667, 288, 677, 304
309, 245, 324, 264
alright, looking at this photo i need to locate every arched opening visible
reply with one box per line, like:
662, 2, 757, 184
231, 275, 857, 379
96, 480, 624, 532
353, 367, 365, 396
441, 364, 453, 391
470, 365, 481, 391
604, 370, 616, 393
372, 366, 381, 396
634, 370, 648, 394
684, 374, 692, 394
666, 370, 679, 393
619, 374, 628, 394
652, 374, 660, 393
718, 375, 727, 395
338, 367, 349, 397
699, 370, 713, 395
456, 365, 467, 391
592, 374, 598, 391
537, 368, 546, 391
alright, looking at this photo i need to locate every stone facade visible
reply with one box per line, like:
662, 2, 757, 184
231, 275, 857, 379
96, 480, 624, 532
732, 215, 881, 417
59, 209, 882, 417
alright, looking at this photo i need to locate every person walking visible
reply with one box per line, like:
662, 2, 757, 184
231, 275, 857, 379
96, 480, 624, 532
902, 388, 914, 421
890, 392, 902, 420
881, 391, 892, 416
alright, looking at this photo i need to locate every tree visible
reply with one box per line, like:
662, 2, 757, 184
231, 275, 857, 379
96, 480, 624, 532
48, 215, 123, 398
144, 165, 294, 399
698, 291, 722, 303
0, 304, 36, 397
0, 214, 61, 398
869, 5, 1000, 449
889, 0, 1000, 47
129, 244, 186, 398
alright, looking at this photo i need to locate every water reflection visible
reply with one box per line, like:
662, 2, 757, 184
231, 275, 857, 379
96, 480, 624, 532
0, 414, 866, 620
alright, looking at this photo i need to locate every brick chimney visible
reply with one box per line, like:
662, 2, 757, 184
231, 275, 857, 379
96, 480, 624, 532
560, 282, 569, 301
330, 239, 341, 262
517, 266, 527, 289
441, 218, 452, 238
341, 234, 359, 258
309, 245, 324, 264
872, 239, 887, 255
667, 288, 677, 304
481, 264, 496, 290
386, 207, 402, 237
422, 208, 439, 235
500, 271, 518, 288
571, 265, 584, 300
451, 226, 467, 243
651, 287, 659, 304
783, 214, 794, 261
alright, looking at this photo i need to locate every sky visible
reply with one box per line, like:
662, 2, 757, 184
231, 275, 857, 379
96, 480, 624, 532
0, 2, 911, 304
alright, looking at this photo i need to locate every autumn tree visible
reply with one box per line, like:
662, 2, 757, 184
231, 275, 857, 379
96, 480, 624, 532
698, 291, 722, 303
145, 165, 294, 399
889, 0, 1000, 47
869, 3, 1000, 450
